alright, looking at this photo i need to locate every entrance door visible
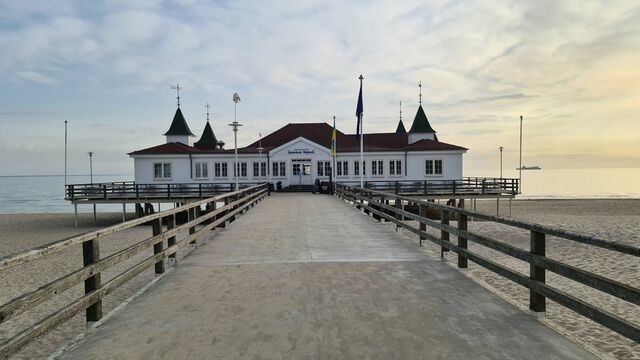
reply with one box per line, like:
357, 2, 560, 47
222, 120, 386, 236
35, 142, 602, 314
291, 162, 313, 185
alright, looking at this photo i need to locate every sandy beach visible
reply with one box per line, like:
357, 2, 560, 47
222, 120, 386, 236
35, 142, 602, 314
1, 199, 639, 359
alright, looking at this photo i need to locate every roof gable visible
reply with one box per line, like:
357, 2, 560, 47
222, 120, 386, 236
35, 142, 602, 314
164, 108, 195, 136
409, 105, 436, 134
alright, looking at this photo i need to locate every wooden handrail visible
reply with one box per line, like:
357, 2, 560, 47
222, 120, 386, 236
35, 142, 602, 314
335, 184, 640, 342
0, 184, 268, 358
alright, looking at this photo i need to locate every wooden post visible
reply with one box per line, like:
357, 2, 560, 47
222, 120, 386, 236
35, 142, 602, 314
122, 203, 126, 223
74, 204, 78, 227
457, 213, 467, 268
441, 209, 449, 257
419, 204, 426, 245
188, 207, 197, 248
395, 198, 401, 231
530, 230, 546, 312
92, 204, 97, 225
83, 238, 102, 321
167, 214, 176, 265
152, 218, 164, 274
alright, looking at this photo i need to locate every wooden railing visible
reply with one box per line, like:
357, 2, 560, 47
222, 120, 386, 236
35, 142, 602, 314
337, 177, 519, 196
0, 184, 268, 358
65, 182, 264, 202
335, 184, 639, 342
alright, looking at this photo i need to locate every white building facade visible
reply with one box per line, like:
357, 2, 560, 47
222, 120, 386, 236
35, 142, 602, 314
129, 105, 467, 189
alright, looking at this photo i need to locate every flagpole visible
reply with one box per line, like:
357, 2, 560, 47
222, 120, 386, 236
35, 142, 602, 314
332, 115, 337, 183
359, 75, 364, 188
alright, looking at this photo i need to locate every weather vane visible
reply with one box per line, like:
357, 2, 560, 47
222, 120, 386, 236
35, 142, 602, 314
418, 81, 422, 105
170, 83, 182, 107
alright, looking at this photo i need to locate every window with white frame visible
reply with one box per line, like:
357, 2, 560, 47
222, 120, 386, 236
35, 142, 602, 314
425, 159, 443, 175
234, 162, 247, 177
194, 162, 208, 179
272, 162, 286, 177
389, 160, 402, 176
153, 163, 171, 179
336, 161, 349, 176
214, 162, 228, 178
371, 160, 383, 176
253, 162, 267, 177
354, 160, 366, 176
317, 161, 331, 176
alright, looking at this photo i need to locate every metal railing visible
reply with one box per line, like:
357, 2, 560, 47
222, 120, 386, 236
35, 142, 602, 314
65, 182, 265, 201
337, 177, 519, 196
0, 184, 268, 358
335, 184, 639, 342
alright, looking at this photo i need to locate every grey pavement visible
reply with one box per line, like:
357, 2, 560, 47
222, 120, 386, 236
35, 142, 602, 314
61, 193, 597, 360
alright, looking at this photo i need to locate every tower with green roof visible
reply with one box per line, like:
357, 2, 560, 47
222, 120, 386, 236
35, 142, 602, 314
408, 82, 437, 143
164, 107, 195, 145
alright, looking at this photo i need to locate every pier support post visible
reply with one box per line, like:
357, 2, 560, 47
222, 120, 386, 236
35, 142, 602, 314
395, 198, 401, 231
167, 214, 176, 266
457, 213, 468, 268
152, 218, 164, 274
530, 230, 546, 312
188, 207, 197, 249
92, 204, 97, 225
122, 203, 126, 223
74, 204, 78, 227
441, 209, 450, 257
83, 237, 102, 322
419, 204, 426, 245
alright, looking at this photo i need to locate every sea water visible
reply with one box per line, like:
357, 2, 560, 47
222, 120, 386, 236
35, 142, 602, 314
0, 175, 132, 213
0, 168, 638, 213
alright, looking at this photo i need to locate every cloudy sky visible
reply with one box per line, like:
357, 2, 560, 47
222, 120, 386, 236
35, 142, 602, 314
1, 0, 638, 176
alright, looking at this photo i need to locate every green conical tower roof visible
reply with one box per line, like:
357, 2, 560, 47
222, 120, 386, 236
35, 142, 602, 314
195, 121, 217, 146
164, 108, 195, 136
409, 105, 436, 133
395, 119, 407, 133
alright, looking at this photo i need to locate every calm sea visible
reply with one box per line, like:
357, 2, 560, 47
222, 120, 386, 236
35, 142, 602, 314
0, 175, 132, 214
0, 168, 638, 213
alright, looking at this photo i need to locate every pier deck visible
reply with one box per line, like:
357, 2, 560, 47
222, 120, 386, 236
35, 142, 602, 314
60, 193, 595, 359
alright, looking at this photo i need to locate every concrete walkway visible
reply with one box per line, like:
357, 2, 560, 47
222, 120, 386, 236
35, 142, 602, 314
61, 194, 596, 360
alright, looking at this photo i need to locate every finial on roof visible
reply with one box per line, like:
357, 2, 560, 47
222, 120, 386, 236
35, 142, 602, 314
418, 81, 422, 105
399, 100, 402, 121
170, 83, 182, 107
205, 102, 211, 122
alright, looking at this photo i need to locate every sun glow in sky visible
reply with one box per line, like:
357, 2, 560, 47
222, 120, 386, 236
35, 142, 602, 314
0, 0, 638, 175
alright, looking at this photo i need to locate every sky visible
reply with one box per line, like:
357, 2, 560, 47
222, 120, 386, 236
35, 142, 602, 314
0, 0, 639, 176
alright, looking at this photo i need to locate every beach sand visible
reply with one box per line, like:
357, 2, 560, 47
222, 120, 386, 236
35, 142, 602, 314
1, 199, 639, 359
396, 198, 640, 359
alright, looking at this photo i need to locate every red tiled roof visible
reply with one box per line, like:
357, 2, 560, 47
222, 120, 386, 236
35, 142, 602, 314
130, 123, 466, 155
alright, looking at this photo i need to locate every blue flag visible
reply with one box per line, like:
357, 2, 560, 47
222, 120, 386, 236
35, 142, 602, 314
355, 80, 363, 141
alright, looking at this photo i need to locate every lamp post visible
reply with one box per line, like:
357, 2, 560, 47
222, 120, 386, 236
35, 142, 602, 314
518, 115, 523, 193
88, 151, 94, 184
229, 93, 242, 190
499, 146, 504, 178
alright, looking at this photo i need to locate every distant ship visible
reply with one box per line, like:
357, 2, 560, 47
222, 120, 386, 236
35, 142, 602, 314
516, 166, 542, 170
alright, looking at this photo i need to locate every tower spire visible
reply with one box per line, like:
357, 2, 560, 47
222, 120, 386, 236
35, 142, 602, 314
205, 102, 211, 122
418, 81, 422, 105
170, 83, 182, 107
399, 100, 402, 121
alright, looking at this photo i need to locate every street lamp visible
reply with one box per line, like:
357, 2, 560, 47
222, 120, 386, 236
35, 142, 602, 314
229, 93, 242, 190
499, 146, 504, 178
88, 151, 94, 184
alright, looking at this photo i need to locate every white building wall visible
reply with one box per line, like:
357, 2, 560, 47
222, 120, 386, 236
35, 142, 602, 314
166, 135, 193, 146
131, 140, 464, 187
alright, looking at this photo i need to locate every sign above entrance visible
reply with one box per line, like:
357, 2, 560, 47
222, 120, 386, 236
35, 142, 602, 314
288, 148, 315, 154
